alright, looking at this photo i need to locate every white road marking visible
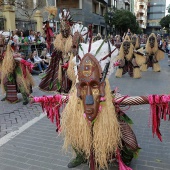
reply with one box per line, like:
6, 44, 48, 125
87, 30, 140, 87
0, 113, 46, 147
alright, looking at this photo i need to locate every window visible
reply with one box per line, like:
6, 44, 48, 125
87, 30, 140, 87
57, 0, 79, 9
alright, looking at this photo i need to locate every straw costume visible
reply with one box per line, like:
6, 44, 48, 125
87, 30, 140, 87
131, 34, 140, 50
39, 9, 73, 93
140, 33, 164, 72
115, 35, 145, 78
1, 44, 34, 105
33, 33, 142, 169
32, 35, 170, 170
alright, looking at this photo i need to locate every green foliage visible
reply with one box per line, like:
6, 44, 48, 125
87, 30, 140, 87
104, 9, 142, 35
160, 15, 170, 27
160, 14, 170, 32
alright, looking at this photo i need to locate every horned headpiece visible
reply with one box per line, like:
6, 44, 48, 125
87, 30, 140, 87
59, 9, 74, 32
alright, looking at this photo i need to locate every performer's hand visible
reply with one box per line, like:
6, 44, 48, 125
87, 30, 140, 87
61, 63, 69, 69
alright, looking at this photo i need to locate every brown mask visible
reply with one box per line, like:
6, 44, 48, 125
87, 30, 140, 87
149, 35, 155, 48
72, 31, 84, 55
123, 41, 130, 55
76, 53, 105, 122
131, 36, 137, 47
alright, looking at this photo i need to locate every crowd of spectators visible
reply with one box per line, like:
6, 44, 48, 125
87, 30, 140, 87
8, 29, 51, 75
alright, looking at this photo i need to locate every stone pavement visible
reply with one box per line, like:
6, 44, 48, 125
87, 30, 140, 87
0, 75, 49, 138
0, 54, 170, 170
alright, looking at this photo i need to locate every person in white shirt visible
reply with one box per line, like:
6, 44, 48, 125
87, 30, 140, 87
29, 50, 47, 72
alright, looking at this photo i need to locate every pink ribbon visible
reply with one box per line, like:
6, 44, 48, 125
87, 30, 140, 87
20, 59, 34, 78
116, 149, 133, 170
33, 94, 68, 132
148, 94, 170, 141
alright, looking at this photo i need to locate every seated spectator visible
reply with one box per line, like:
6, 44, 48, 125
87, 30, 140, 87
40, 48, 51, 66
32, 50, 47, 71
27, 51, 46, 73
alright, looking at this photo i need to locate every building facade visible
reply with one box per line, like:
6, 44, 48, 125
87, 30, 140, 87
55, 0, 107, 36
111, 0, 131, 11
146, 0, 166, 34
134, 0, 148, 31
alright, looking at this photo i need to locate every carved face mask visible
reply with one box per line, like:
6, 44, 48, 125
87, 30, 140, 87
123, 41, 130, 55
72, 31, 83, 55
76, 53, 105, 122
132, 36, 137, 47
149, 35, 155, 48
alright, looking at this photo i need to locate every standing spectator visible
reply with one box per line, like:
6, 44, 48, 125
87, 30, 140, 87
18, 31, 30, 59
126, 28, 132, 38
36, 32, 46, 56
29, 30, 36, 52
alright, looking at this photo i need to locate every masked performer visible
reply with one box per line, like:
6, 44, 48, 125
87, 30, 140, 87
1, 44, 34, 105
0, 33, 5, 56
39, 9, 73, 93
115, 35, 145, 78
140, 33, 164, 72
0, 33, 7, 83
131, 34, 140, 50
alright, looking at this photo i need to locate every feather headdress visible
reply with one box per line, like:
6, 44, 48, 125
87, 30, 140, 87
45, 6, 58, 19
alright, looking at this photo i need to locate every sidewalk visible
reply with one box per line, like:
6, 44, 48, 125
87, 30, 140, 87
0, 76, 49, 138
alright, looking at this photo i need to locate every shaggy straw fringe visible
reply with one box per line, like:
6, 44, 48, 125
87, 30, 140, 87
67, 54, 76, 85
140, 63, 147, 72
58, 60, 62, 83
155, 49, 164, 61
54, 34, 72, 55
0, 63, 2, 79
145, 33, 158, 55
16, 64, 35, 94
115, 68, 123, 78
125, 43, 134, 61
61, 79, 121, 169
45, 6, 58, 17
1, 45, 15, 94
153, 62, 161, 72
133, 67, 141, 78
118, 40, 133, 61
135, 37, 140, 49
134, 53, 146, 66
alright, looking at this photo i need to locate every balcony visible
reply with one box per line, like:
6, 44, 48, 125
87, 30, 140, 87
138, 0, 145, 2
138, 9, 145, 14
137, 16, 146, 21
138, 2, 146, 6
124, 0, 130, 5
139, 24, 146, 29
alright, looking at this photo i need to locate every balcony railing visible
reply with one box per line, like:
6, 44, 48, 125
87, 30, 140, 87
138, 9, 145, 13
139, 24, 146, 29
137, 16, 146, 21
138, 2, 146, 6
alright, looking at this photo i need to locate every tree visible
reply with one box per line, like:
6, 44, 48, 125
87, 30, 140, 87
160, 15, 170, 33
104, 9, 142, 36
